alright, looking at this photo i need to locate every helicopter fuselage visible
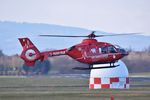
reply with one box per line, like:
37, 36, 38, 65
66, 39, 127, 64
19, 37, 128, 67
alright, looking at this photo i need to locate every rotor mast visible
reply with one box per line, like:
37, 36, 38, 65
88, 31, 96, 39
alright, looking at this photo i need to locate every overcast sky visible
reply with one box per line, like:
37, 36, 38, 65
0, 0, 150, 35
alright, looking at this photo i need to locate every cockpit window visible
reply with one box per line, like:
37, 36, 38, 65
114, 45, 121, 49
101, 47, 107, 54
108, 46, 117, 53
91, 48, 96, 53
100, 46, 117, 54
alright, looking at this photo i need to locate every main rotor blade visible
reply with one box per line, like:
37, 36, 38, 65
39, 35, 88, 37
39, 31, 96, 38
96, 33, 141, 37
39, 32, 141, 38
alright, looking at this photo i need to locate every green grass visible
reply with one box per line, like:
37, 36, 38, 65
0, 76, 150, 100
130, 72, 150, 77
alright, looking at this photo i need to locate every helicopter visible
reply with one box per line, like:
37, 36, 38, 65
18, 31, 133, 70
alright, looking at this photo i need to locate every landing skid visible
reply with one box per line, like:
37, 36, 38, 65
73, 65, 119, 70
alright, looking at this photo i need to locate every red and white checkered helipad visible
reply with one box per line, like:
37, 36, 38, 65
89, 60, 129, 89
89, 77, 129, 89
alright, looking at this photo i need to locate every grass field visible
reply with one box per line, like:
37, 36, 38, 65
0, 75, 149, 100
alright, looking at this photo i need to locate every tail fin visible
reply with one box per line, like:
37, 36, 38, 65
18, 38, 41, 66
19, 38, 34, 48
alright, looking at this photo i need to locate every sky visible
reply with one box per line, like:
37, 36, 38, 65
0, 0, 150, 35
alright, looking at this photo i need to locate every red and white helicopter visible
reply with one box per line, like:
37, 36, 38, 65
19, 31, 134, 70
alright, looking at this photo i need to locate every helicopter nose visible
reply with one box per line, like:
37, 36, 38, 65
119, 48, 129, 56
